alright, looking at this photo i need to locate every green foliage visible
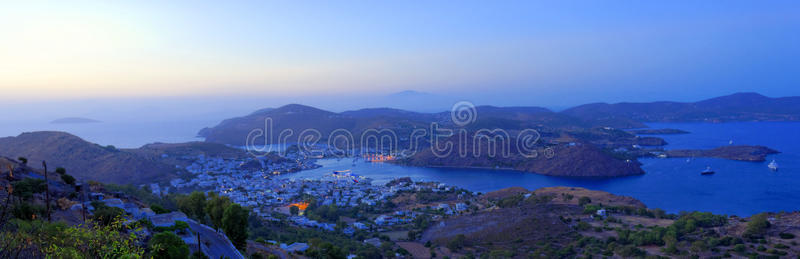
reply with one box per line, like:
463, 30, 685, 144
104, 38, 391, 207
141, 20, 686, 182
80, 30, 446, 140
690, 240, 707, 252
151, 204, 169, 214
446, 234, 466, 251
174, 220, 190, 234
11, 178, 47, 200
673, 212, 727, 234
149, 231, 190, 259
178, 191, 207, 220
104, 183, 178, 211
223, 203, 249, 249
17, 157, 27, 164
55, 167, 66, 175
416, 189, 448, 203
0, 218, 144, 258
583, 204, 602, 214
153, 220, 190, 234
191, 251, 210, 259
93, 205, 126, 226
576, 221, 591, 231
778, 232, 795, 239
12, 202, 46, 220
61, 174, 76, 185
306, 204, 341, 222
496, 194, 523, 208
305, 241, 347, 259
578, 196, 592, 206
205, 192, 232, 229
615, 245, 645, 257
744, 213, 770, 238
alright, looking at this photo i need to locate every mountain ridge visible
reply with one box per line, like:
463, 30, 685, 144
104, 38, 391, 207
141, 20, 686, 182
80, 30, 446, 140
0, 131, 180, 185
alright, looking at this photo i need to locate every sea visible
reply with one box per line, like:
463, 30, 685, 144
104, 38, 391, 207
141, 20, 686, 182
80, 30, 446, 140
2, 119, 797, 216
280, 122, 800, 216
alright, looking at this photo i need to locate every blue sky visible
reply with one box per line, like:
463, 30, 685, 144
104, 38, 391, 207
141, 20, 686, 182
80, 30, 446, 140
1, 0, 799, 107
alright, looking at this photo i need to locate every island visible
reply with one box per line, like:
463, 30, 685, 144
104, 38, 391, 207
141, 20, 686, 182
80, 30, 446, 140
665, 145, 780, 162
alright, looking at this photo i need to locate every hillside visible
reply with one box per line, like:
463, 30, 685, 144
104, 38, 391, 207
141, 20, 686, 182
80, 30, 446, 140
562, 92, 800, 126
0, 131, 179, 185
198, 104, 583, 146
400, 137, 644, 177
419, 186, 800, 258
665, 145, 780, 162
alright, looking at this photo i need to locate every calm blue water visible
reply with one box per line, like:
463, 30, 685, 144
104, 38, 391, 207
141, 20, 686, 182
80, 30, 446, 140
282, 122, 800, 216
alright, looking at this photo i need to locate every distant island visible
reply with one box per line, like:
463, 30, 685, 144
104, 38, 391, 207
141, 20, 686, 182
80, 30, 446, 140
50, 117, 101, 124
666, 145, 780, 162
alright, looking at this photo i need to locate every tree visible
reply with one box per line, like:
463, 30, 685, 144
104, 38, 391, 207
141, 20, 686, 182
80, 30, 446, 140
149, 231, 190, 259
151, 204, 169, 214
17, 157, 27, 165
174, 220, 190, 235
222, 204, 249, 249
178, 191, 207, 220
204, 192, 231, 229
190, 251, 210, 259
12, 178, 47, 200
0, 218, 144, 258
446, 234, 466, 251
61, 174, 76, 185
55, 167, 66, 175
744, 213, 770, 238
289, 205, 299, 216
93, 206, 125, 226
578, 196, 592, 206
306, 242, 346, 259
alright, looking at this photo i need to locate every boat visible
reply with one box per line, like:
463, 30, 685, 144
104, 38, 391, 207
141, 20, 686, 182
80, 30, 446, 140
701, 166, 715, 175
768, 160, 779, 171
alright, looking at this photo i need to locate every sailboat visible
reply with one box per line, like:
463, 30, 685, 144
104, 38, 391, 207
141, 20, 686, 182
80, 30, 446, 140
701, 166, 715, 175
768, 160, 779, 171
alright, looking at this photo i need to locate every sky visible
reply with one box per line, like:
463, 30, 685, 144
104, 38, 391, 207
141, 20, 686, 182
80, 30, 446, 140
1, 1, 800, 110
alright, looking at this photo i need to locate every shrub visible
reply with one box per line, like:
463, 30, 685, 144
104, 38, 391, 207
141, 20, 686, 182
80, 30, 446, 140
149, 231, 190, 259
578, 196, 592, 206
61, 174, 76, 185
93, 206, 125, 226
778, 232, 795, 239
744, 213, 770, 238
615, 245, 645, 257
575, 221, 591, 231
150, 204, 169, 214
446, 234, 466, 251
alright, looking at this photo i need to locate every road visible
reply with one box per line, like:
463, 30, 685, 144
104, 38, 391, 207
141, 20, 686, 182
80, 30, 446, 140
187, 219, 244, 259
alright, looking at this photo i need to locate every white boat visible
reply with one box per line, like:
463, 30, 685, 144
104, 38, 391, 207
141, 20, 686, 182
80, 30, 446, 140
768, 160, 779, 171
701, 166, 715, 175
